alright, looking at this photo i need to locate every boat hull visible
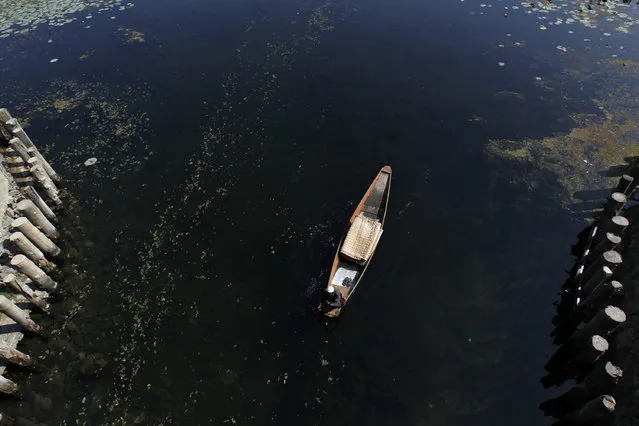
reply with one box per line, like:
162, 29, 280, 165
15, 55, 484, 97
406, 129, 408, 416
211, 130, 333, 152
319, 166, 392, 317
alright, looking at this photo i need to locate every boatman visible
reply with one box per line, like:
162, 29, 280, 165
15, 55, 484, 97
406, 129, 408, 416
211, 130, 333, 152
323, 285, 344, 309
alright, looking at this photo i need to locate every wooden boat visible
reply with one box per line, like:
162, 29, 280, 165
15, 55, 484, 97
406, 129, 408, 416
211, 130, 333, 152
319, 166, 392, 317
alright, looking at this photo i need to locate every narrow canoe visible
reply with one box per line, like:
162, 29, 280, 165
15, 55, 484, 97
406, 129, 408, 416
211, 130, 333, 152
319, 165, 392, 317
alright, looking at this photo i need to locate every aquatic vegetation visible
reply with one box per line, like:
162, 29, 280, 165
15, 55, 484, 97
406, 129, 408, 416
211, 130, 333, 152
58, 2, 356, 422
53, 97, 83, 113
8, 80, 151, 186
117, 26, 145, 44
487, 117, 639, 201
2, 0, 623, 423
486, 48, 639, 206
0, 0, 135, 39
515, 0, 638, 34
472, 0, 639, 60
610, 58, 639, 77
78, 50, 95, 61
306, 5, 335, 40
486, 142, 531, 161
217, 365, 238, 384
493, 91, 525, 101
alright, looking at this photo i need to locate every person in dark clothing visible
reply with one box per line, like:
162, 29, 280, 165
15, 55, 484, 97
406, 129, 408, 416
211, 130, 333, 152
323, 285, 344, 309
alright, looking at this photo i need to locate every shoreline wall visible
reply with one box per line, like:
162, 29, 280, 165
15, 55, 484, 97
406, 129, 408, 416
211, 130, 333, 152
542, 170, 639, 426
0, 108, 66, 410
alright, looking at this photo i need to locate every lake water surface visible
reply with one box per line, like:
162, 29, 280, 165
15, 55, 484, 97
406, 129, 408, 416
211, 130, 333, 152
1, 0, 638, 424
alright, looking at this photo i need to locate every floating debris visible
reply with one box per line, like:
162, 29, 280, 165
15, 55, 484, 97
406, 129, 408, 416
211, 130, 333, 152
49, 58, 59, 63
497, 62, 506, 67
84, 158, 98, 166
556, 45, 568, 53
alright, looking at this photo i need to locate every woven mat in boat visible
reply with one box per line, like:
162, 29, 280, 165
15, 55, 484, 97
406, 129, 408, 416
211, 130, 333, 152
340, 214, 383, 263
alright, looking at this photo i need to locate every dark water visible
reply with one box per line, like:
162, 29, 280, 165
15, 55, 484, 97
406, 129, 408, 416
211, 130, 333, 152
0, 0, 638, 424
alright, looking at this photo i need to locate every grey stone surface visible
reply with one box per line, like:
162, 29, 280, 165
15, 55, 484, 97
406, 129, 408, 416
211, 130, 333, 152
0, 170, 8, 219
0, 164, 42, 376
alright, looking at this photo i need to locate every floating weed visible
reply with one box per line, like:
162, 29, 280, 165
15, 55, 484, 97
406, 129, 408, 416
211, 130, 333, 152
473, 0, 639, 54
493, 91, 525, 101
8, 80, 152, 190
0, 0, 135, 39
486, 49, 639, 207
117, 26, 145, 44
66, 2, 355, 422
487, 117, 639, 204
